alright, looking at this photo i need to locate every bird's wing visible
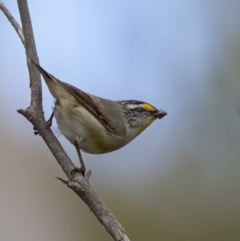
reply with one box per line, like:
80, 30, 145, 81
59, 82, 122, 136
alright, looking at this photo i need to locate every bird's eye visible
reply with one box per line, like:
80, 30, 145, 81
137, 107, 143, 112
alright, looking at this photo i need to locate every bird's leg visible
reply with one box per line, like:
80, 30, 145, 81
34, 111, 54, 135
46, 111, 54, 128
71, 136, 86, 176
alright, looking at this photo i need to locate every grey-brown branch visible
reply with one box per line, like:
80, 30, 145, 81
1, 1, 130, 240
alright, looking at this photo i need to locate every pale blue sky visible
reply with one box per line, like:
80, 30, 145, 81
1, 1, 240, 240
1, 0, 240, 181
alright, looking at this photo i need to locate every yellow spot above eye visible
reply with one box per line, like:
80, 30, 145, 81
143, 103, 156, 112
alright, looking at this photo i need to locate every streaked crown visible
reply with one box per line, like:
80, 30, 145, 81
117, 100, 167, 129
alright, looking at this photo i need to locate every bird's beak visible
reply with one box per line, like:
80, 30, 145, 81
152, 109, 167, 119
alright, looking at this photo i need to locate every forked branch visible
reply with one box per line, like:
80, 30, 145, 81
0, 1, 130, 240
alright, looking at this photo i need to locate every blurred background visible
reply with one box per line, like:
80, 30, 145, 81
1, 0, 240, 240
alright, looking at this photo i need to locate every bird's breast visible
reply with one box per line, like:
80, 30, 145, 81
54, 102, 128, 154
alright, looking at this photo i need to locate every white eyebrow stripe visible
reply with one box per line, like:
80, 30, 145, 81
127, 104, 138, 109
127, 104, 146, 109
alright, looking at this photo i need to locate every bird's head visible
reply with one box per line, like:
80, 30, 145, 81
117, 100, 167, 136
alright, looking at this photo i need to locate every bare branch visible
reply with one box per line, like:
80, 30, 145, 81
66, 173, 130, 241
17, 0, 39, 88
16, 0, 76, 179
17, 108, 75, 178
0, 0, 25, 46
1, 1, 130, 240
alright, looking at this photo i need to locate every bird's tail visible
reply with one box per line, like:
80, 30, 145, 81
32, 60, 69, 100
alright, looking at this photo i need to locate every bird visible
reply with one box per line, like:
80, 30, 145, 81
33, 61, 167, 175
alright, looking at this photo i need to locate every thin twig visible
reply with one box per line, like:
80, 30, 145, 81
0, 0, 25, 47
1, 1, 130, 240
